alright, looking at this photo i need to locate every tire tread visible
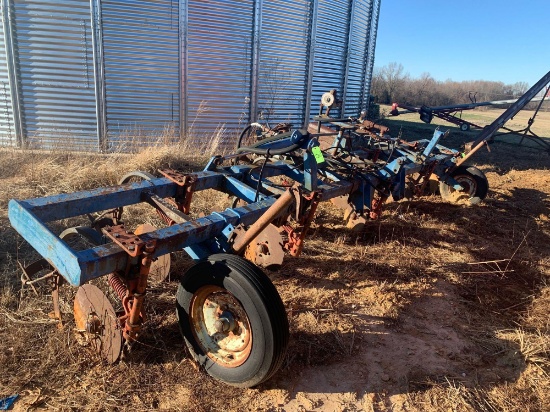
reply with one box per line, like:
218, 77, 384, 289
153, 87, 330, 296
176, 253, 289, 387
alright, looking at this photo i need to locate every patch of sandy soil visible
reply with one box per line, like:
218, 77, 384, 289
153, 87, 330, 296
241, 276, 525, 412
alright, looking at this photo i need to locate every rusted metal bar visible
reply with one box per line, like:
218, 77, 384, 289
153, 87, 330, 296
143, 191, 190, 224
51, 275, 63, 326
102, 224, 146, 257
232, 189, 295, 255
124, 242, 155, 342
285, 194, 320, 257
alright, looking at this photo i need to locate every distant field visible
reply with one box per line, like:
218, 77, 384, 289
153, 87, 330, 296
379, 104, 550, 140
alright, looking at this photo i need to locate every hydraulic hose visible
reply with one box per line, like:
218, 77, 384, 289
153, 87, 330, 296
237, 142, 301, 156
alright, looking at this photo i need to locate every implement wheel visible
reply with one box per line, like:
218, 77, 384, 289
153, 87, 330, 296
236, 124, 263, 150
61, 227, 123, 363
176, 254, 288, 387
439, 166, 488, 205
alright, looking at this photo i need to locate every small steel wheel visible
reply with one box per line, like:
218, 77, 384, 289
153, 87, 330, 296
74, 284, 122, 364
176, 254, 289, 387
60, 227, 124, 363
439, 166, 489, 205
460, 123, 470, 132
118, 170, 156, 185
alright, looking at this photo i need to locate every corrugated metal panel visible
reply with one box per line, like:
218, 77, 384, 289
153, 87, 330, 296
343, 0, 373, 117
256, 0, 312, 128
184, 0, 254, 147
101, 0, 180, 151
14, 0, 98, 150
364, 0, 380, 114
0, 1, 15, 146
0, 0, 381, 152
309, 0, 352, 119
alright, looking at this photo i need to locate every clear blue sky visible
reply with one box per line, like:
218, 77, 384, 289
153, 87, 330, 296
374, 0, 550, 87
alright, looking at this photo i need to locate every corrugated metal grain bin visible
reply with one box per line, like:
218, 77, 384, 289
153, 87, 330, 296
0, 0, 381, 152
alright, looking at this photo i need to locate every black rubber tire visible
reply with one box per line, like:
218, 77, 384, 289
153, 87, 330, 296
60, 226, 103, 246
176, 253, 289, 388
439, 166, 489, 205
460, 123, 470, 132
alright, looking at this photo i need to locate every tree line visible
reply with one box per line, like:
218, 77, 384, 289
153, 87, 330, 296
371, 62, 536, 107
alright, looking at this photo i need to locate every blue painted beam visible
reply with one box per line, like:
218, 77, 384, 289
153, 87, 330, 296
422, 130, 446, 158
9, 195, 278, 286
18, 172, 224, 222
9, 200, 89, 285
223, 175, 267, 203
317, 180, 355, 201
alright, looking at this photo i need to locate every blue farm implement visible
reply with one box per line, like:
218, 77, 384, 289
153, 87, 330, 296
9, 70, 550, 387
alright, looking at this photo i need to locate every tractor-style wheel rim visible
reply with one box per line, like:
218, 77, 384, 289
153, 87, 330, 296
454, 174, 477, 197
190, 285, 252, 367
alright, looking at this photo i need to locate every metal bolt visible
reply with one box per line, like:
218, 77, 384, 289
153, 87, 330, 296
145, 242, 155, 253
214, 311, 236, 333
214, 318, 230, 333
85, 316, 101, 334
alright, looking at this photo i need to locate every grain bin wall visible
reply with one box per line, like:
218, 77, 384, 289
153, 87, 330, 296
0, 0, 381, 151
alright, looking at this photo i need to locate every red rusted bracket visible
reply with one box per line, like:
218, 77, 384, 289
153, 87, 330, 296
354, 120, 390, 139
281, 225, 301, 256
104, 238, 156, 343
282, 190, 321, 256
231, 188, 295, 255
51, 274, 64, 328
397, 139, 418, 151
159, 169, 197, 214
290, 185, 319, 223
124, 242, 156, 342
102, 224, 146, 257
369, 195, 387, 220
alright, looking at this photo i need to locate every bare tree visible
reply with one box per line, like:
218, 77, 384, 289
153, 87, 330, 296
370, 67, 386, 103
380, 62, 407, 104
371, 63, 534, 108
511, 81, 529, 98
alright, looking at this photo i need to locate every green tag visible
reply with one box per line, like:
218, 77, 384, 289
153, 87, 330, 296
311, 146, 325, 164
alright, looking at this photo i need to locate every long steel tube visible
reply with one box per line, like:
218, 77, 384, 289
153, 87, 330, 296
232, 189, 295, 254
457, 70, 550, 167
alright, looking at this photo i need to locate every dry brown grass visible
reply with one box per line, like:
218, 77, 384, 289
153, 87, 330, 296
0, 116, 549, 411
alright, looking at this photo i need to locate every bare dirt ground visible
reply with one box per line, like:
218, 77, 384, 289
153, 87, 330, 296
0, 111, 549, 411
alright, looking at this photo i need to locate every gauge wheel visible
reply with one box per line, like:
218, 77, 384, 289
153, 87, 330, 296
236, 124, 264, 150
439, 166, 488, 205
460, 123, 470, 132
176, 253, 289, 387
118, 170, 156, 185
